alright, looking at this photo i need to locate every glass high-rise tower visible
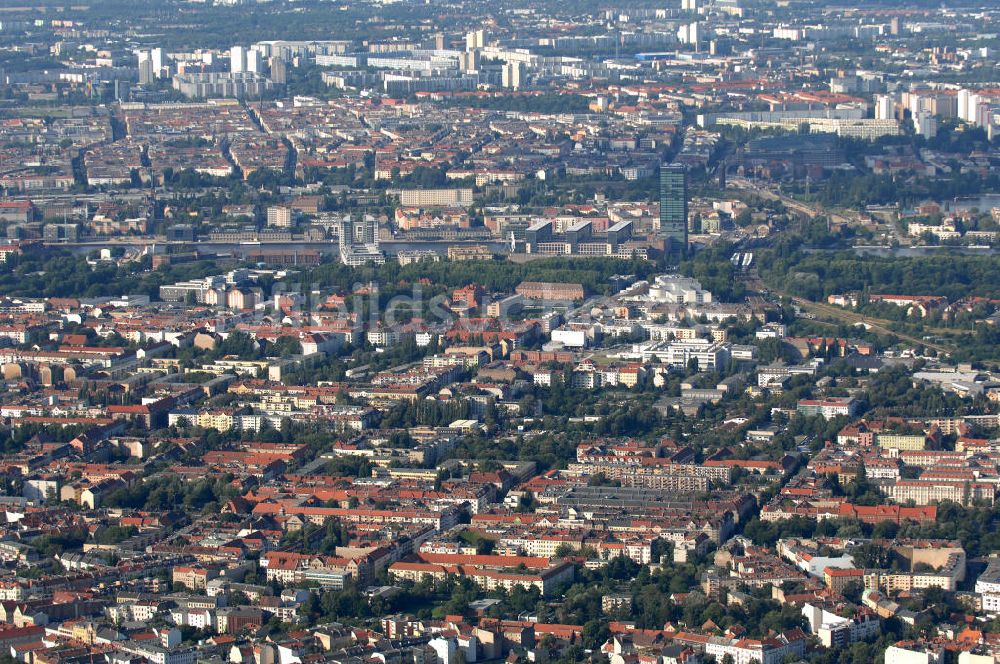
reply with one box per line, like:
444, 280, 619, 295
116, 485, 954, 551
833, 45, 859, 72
659, 163, 688, 253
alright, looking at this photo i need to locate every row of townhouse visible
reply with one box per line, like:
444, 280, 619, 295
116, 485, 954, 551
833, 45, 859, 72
251, 502, 462, 531
495, 531, 654, 564
389, 553, 575, 597
703, 630, 808, 664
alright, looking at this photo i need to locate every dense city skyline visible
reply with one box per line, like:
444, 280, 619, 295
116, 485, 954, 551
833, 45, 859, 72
0, 2, 995, 664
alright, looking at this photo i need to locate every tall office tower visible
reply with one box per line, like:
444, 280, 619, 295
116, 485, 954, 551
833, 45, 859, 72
230, 46, 247, 74
972, 101, 991, 128
361, 216, 377, 245
659, 163, 689, 253
709, 39, 731, 56
151, 47, 165, 74
913, 110, 938, 140
502, 61, 524, 90
270, 56, 287, 84
960, 93, 973, 123
139, 57, 155, 86
246, 48, 262, 74
465, 29, 485, 51
337, 217, 353, 252
459, 50, 480, 73
337, 216, 377, 248
958, 90, 986, 125
967, 95, 984, 124
875, 94, 894, 120
933, 93, 958, 119
678, 21, 700, 48
957, 89, 971, 122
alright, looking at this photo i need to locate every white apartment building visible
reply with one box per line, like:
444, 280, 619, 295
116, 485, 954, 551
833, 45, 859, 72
801, 603, 881, 648
637, 338, 731, 371
976, 557, 1000, 614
